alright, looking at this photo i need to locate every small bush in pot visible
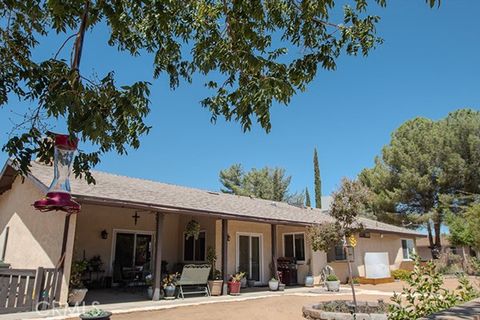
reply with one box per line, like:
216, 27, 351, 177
325, 274, 340, 292
69, 260, 89, 306
79, 308, 111, 320
162, 273, 179, 299
206, 247, 224, 295
228, 272, 245, 295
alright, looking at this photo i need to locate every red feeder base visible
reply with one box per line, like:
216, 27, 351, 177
33, 192, 80, 214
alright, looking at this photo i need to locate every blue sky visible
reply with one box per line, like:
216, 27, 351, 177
0, 1, 479, 199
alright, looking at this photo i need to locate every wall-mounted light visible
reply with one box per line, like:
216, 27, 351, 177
227, 234, 231, 242
101, 230, 108, 240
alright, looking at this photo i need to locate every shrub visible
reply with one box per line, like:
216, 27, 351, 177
434, 252, 464, 275
326, 274, 339, 281
391, 269, 411, 281
388, 256, 479, 320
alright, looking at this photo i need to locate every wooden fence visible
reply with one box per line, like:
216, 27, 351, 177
0, 267, 63, 314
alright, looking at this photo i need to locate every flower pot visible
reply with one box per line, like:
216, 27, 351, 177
164, 285, 176, 299
326, 280, 340, 292
268, 279, 279, 291
208, 280, 224, 296
68, 288, 88, 306
79, 311, 112, 320
305, 275, 315, 287
247, 279, 256, 287
228, 281, 241, 295
278, 283, 286, 291
240, 277, 247, 288
147, 286, 153, 299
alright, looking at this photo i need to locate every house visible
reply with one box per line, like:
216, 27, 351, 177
0, 160, 424, 306
416, 235, 476, 261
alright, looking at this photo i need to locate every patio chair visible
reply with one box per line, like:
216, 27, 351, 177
177, 264, 211, 299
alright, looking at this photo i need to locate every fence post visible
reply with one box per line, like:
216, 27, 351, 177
32, 267, 44, 311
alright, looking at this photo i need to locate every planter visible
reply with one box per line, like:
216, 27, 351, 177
163, 285, 176, 299
325, 280, 340, 292
228, 281, 241, 295
278, 283, 286, 291
305, 275, 315, 287
240, 277, 247, 288
79, 311, 112, 320
147, 286, 153, 299
68, 288, 88, 306
247, 279, 256, 287
268, 279, 279, 291
208, 280, 224, 296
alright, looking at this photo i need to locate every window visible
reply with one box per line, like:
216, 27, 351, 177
283, 233, 305, 262
401, 239, 415, 260
184, 231, 206, 262
359, 231, 370, 238
326, 242, 351, 262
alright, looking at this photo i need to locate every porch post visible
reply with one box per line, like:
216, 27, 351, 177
152, 212, 164, 301
271, 224, 279, 279
222, 219, 228, 295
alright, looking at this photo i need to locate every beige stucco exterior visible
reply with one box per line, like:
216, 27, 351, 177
0, 175, 421, 307
328, 232, 417, 282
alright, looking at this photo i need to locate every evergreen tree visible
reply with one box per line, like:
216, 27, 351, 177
313, 148, 322, 209
305, 188, 311, 207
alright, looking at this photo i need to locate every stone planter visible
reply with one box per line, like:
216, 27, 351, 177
147, 286, 153, 299
68, 288, 88, 306
303, 301, 388, 320
247, 279, 256, 287
208, 280, 224, 296
240, 277, 247, 288
268, 279, 279, 291
325, 280, 340, 292
278, 283, 286, 291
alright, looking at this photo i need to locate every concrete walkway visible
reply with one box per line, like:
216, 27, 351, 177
0, 285, 393, 320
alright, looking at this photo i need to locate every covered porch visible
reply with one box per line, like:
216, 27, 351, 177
71, 198, 325, 303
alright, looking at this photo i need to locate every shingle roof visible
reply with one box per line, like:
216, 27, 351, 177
9, 161, 424, 236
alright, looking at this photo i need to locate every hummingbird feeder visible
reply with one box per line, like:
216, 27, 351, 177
33, 134, 81, 214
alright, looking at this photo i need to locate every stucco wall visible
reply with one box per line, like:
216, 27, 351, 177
0, 178, 66, 269
328, 233, 417, 283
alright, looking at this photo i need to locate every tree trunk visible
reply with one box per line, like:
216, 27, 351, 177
432, 216, 442, 259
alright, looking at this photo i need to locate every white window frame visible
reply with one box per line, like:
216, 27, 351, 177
235, 232, 264, 285
401, 239, 415, 260
282, 232, 306, 263
182, 230, 207, 263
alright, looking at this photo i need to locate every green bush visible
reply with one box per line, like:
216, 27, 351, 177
388, 256, 479, 320
326, 274, 339, 281
391, 269, 411, 281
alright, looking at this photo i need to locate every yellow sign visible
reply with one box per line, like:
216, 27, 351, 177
348, 235, 357, 247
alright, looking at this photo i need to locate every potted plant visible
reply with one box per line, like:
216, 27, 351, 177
185, 220, 201, 240
247, 278, 256, 287
145, 273, 153, 299
268, 277, 279, 291
325, 274, 341, 292
227, 272, 245, 295
87, 256, 103, 272
162, 273, 179, 299
206, 247, 223, 296
240, 272, 248, 288
79, 308, 112, 320
68, 260, 89, 306
278, 282, 286, 291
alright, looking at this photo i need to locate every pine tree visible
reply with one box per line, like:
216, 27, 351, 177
305, 187, 311, 207
313, 148, 322, 209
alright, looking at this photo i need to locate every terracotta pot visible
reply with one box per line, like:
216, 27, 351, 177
208, 280, 223, 296
228, 281, 241, 295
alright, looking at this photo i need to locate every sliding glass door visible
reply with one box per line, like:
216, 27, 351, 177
113, 231, 153, 284
237, 234, 262, 282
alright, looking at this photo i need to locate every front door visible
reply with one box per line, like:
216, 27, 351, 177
112, 231, 153, 284
237, 234, 262, 283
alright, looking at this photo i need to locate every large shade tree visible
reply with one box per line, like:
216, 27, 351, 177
1, 0, 439, 182
360, 109, 480, 257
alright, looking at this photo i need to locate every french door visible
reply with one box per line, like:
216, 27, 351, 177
237, 233, 262, 283
112, 231, 153, 284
